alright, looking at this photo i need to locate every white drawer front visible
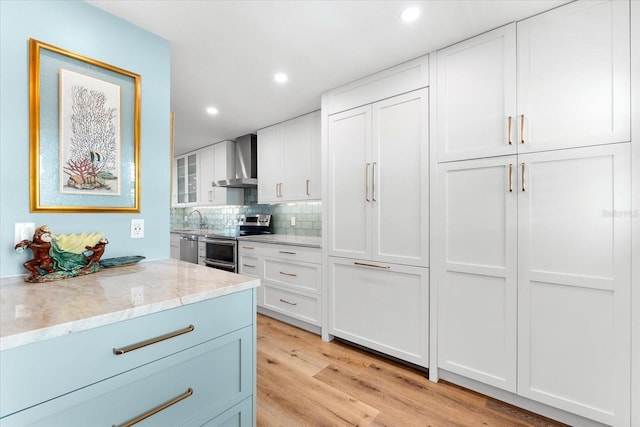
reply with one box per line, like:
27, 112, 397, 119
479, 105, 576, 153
238, 255, 259, 278
263, 286, 320, 325
263, 259, 320, 292
263, 244, 321, 264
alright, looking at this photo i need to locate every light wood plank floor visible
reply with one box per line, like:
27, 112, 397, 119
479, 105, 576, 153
257, 314, 568, 427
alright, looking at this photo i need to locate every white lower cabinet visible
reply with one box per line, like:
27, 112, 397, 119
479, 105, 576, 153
328, 256, 429, 368
239, 241, 322, 328
436, 143, 631, 425
436, 156, 517, 392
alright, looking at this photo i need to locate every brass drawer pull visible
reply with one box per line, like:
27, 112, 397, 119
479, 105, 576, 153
354, 261, 390, 269
520, 114, 525, 144
113, 387, 193, 427
113, 325, 195, 355
521, 163, 526, 192
278, 250, 296, 255
280, 271, 298, 277
242, 246, 255, 250
306, 179, 310, 195
243, 263, 256, 268
279, 298, 298, 306
507, 116, 512, 145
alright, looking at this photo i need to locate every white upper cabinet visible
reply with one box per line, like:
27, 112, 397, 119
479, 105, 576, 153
198, 141, 243, 206
436, 0, 630, 162
257, 111, 321, 204
173, 151, 198, 206
517, 0, 630, 152
436, 24, 517, 162
327, 89, 429, 267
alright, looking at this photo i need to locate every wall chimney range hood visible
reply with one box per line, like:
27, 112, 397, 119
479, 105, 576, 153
213, 134, 258, 188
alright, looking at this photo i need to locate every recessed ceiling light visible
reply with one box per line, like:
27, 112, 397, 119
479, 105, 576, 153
206, 107, 218, 115
400, 7, 420, 23
274, 72, 288, 84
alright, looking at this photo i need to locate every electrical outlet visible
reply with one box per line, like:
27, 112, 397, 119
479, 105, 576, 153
131, 219, 144, 238
290, 216, 296, 227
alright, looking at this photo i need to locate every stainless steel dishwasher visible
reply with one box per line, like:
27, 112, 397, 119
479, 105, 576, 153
179, 234, 199, 264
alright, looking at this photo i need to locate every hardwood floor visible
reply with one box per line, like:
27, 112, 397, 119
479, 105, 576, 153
256, 314, 568, 427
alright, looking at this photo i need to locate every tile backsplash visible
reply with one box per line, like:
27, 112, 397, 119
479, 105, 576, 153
170, 189, 321, 236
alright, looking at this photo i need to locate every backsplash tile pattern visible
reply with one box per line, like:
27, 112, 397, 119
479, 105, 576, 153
170, 188, 321, 236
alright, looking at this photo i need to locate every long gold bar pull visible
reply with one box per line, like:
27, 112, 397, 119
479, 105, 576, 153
508, 116, 512, 145
113, 325, 195, 355
279, 298, 298, 306
372, 162, 377, 202
306, 179, 310, 195
521, 163, 526, 192
365, 163, 371, 201
508, 164, 513, 192
520, 114, 525, 144
354, 261, 391, 270
113, 388, 193, 427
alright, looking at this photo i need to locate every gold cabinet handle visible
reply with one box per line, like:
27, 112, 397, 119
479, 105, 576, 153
306, 179, 310, 196
365, 163, 371, 201
113, 388, 193, 427
279, 298, 298, 306
508, 164, 513, 192
279, 182, 283, 197
242, 246, 255, 250
278, 250, 296, 255
372, 162, 377, 202
243, 263, 256, 268
354, 261, 390, 270
507, 116, 512, 145
280, 271, 298, 277
521, 163, 526, 192
113, 325, 195, 355
520, 114, 525, 144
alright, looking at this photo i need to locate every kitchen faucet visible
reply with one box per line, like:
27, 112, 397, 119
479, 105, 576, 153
188, 209, 206, 229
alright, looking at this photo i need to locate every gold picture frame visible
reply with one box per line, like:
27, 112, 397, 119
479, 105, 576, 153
29, 38, 141, 213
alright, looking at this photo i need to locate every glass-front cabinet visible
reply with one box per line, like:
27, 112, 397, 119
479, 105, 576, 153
173, 152, 198, 206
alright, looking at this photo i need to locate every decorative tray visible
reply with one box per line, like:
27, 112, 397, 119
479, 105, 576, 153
99, 256, 146, 268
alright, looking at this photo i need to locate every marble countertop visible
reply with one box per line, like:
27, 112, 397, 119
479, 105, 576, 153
237, 234, 321, 248
0, 259, 259, 351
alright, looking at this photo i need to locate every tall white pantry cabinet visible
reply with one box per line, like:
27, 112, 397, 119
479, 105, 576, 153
433, 1, 631, 426
323, 57, 430, 368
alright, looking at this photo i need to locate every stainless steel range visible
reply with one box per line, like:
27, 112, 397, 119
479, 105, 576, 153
201, 214, 272, 272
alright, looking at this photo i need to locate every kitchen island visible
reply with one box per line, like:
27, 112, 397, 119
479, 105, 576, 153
0, 259, 259, 426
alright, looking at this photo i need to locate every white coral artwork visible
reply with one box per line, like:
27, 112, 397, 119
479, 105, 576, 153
59, 68, 121, 196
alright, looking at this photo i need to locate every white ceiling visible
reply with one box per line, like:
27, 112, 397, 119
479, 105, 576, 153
87, 0, 567, 155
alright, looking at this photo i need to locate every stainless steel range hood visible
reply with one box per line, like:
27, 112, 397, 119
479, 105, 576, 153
213, 134, 257, 188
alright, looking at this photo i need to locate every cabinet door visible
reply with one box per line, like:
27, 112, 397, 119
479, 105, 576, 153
436, 156, 517, 392
436, 24, 517, 162
257, 125, 282, 203
372, 89, 429, 266
517, 144, 631, 426
308, 110, 321, 199
281, 114, 313, 201
327, 106, 372, 259
328, 256, 429, 367
517, 0, 630, 152
198, 145, 215, 204
187, 152, 198, 203
175, 156, 187, 204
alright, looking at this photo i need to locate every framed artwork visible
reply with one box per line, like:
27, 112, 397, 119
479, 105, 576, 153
29, 38, 141, 212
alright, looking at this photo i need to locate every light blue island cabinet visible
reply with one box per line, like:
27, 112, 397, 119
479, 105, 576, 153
0, 259, 259, 426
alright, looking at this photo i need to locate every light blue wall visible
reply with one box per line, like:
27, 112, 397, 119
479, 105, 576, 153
0, 1, 171, 278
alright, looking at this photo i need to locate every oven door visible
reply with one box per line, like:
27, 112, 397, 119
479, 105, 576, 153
202, 239, 237, 272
